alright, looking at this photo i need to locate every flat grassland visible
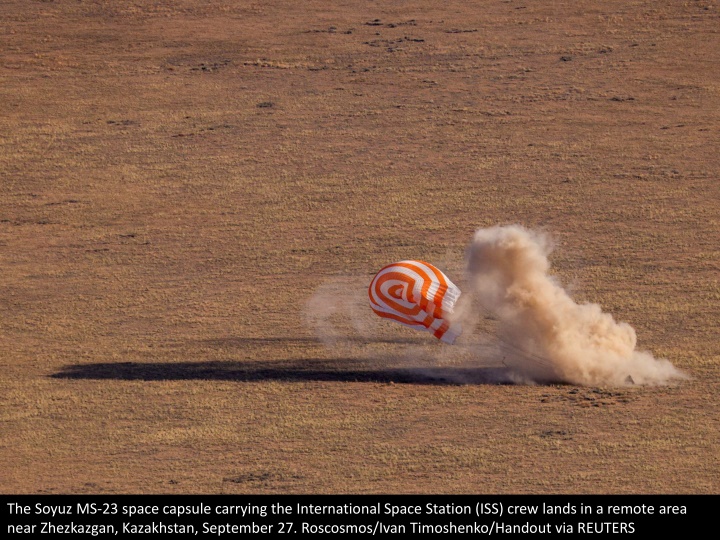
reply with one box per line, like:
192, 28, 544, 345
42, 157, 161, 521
1, 0, 718, 493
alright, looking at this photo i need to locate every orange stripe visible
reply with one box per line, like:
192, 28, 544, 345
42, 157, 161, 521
433, 320, 449, 339
421, 313, 435, 328
387, 283, 406, 300
390, 261, 435, 312
372, 272, 422, 317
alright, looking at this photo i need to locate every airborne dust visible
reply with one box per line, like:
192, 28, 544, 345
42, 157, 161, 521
306, 225, 687, 387
460, 225, 686, 386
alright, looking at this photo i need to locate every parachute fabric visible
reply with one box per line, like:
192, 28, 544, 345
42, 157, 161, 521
368, 260, 462, 344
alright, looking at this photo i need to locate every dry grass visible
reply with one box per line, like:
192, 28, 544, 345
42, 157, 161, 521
1, 0, 718, 494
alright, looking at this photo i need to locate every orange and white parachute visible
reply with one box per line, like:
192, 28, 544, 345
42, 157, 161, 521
368, 260, 462, 344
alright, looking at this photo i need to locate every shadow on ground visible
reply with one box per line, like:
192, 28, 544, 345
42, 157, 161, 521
199, 336, 431, 346
50, 359, 514, 385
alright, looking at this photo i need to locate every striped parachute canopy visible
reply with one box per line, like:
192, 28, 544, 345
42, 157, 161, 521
368, 260, 462, 344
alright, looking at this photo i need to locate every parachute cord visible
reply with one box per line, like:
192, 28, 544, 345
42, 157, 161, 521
476, 305, 555, 369
496, 338, 554, 369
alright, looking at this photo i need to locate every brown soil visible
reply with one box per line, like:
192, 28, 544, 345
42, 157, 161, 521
1, 0, 718, 494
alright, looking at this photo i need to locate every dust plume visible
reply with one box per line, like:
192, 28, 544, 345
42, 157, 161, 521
305, 226, 687, 387
460, 225, 687, 386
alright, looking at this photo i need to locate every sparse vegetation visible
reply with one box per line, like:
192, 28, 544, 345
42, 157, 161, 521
0, 0, 718, 494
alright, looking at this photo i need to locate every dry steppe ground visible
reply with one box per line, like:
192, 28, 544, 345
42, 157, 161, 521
1, 1, 718, 493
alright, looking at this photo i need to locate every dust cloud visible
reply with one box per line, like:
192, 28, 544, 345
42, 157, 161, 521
459, 225, 687, 386
306, 225, 687, 387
